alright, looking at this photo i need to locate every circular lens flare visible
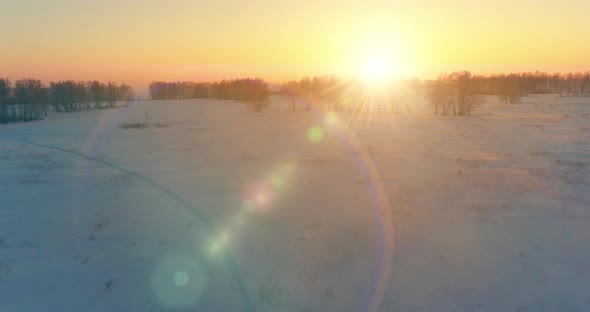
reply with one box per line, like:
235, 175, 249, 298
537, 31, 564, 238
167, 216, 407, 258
307, 126, 324, 143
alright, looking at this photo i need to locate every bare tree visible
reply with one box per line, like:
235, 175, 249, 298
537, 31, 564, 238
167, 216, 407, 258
0, 78, 11, 123
14, 79, 45, 121
427, 72, 482, 116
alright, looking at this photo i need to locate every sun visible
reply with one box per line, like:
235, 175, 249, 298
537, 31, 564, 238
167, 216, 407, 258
349, 33, 409, 84
364, 54, 391, 83
358, 49, 399, 85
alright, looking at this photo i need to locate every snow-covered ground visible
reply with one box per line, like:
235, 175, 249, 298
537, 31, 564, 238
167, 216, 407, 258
1, 95, 589, 311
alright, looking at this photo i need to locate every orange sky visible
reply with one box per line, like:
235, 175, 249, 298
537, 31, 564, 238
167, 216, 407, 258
2, 0, 589, 94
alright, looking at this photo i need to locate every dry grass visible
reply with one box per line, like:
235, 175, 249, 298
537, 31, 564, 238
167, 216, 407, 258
119, 122, 148, 129
119, 122, 169, 129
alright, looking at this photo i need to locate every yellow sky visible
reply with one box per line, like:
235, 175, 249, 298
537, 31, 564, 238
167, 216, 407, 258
1, 0, 589, 93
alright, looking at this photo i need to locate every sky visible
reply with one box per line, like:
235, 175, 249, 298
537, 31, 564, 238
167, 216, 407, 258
1, 0, 590, 93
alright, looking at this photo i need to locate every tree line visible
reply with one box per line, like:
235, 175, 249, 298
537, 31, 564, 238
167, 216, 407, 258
422, 71, 590, 115
425, 71, 590, 106
281, 71, 590, 116
476, 72, 590, 98
51, 81, 135, 112
148, 78, 270, 111
0, 78, 135, 123
280, 76, 425, 114
281, 76, 358, 112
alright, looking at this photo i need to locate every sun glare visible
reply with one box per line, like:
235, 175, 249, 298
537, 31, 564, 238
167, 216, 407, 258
355, 40, 406, 85
363, 54, 391, 83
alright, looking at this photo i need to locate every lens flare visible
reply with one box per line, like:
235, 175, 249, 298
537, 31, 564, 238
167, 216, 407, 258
324, 112, 338, 126
307, 126, 324, 143
174, 271, 190, 287
151, 256, 206, 309
208, 230, 231, 256
269, 174, 284, 190
254, 190, 273, 210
